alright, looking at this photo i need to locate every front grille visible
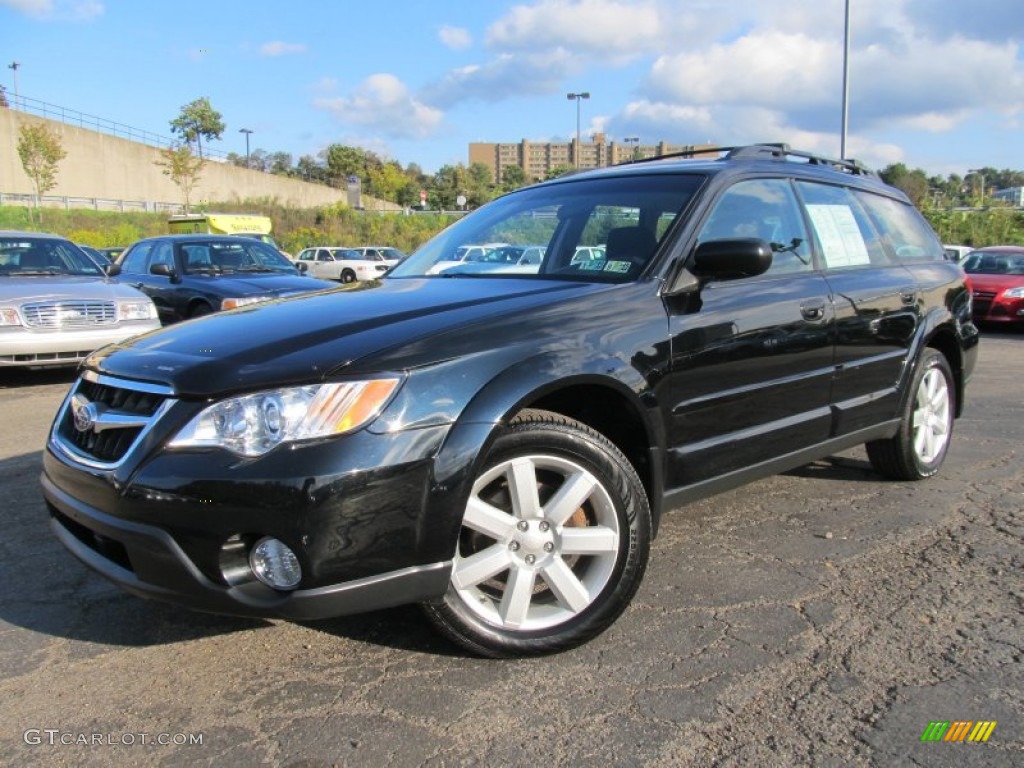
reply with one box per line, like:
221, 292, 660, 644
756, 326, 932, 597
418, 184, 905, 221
53, 372, 175, 467
22, 300, 117, 328
972, 290, 995, 316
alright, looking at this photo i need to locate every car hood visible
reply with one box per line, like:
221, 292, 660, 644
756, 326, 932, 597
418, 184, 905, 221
183, 272, 332, 296
966, 273, 1024, 292
0, 275, 149, 303
87, 277, 626, 396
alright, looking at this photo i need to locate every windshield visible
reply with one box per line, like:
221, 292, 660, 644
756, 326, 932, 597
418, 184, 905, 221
390, 173, 704, 281
181, 240, 298, 274
0, 237, 106, 277
961, 251, 1024, 275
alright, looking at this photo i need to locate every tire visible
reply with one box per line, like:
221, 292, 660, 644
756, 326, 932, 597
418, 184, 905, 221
422, 409, 651, 657
866, 348, 954, 480
189, 303, 213, 319
341, 269, 357, 283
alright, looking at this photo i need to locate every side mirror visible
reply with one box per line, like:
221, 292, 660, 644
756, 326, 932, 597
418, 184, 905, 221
296, 262, 308, 274
150, 263, 179, 281
104, 263, 121, 277
692, 238, 773, 280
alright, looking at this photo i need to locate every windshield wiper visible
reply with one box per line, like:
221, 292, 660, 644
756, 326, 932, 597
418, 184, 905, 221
8, 268, 64, 276
235, 266, 278, 273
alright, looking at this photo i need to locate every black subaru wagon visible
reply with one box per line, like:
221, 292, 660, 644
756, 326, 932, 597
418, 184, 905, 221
43, 145, 978, 657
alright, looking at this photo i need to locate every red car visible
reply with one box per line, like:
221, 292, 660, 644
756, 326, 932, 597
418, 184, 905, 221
962, 246, 1024, 327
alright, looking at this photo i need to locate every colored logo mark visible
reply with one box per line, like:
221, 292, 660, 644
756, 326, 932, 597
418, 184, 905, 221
920, 721, 997, 743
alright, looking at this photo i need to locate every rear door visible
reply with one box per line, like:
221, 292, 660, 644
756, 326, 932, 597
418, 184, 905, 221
796, 181, 920, 436
667, 178, 835, 488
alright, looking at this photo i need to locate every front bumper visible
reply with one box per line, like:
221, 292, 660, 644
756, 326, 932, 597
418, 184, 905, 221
42, 377, 461, 620
0, 321, 160, 366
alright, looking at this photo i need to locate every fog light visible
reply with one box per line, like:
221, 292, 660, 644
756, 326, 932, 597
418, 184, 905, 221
249, 537, 302, 590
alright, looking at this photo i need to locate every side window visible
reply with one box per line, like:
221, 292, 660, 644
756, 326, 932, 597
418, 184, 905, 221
796, 182, 889, 270
854, 191, 943, 263
298, 250, 314, 262
120, 242, 152, 273
149, 241, 174, 269
697, 179, 813, 275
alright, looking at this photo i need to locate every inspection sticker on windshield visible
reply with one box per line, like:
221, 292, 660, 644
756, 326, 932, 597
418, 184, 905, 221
603, 260, 632, 273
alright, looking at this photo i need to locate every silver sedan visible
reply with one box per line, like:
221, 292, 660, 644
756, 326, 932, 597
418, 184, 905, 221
0, 231, 161, 367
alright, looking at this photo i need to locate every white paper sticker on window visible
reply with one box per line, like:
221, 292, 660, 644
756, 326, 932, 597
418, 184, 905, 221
806, 204, 871, 268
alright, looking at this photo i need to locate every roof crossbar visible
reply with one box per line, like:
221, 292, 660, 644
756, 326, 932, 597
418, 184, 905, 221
620, 142, 876, 177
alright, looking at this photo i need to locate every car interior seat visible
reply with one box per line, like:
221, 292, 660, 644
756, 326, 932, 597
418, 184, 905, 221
18, 247, 51, 270
604, 227, 657, 271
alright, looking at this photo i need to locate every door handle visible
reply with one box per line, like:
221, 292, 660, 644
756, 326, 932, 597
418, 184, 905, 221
800, 299, 827, 322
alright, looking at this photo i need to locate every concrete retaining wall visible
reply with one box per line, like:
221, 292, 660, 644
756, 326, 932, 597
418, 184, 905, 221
0, 108, 397, 210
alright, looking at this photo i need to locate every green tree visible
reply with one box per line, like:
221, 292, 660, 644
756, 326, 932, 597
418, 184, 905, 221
0, 85, 8, 108
501, 164, 527, 192
169, 97, 225, 158
155, 143, 204, 213
544, 165, 575, 181
268, 151, 293, 175
17, 122, 67, 222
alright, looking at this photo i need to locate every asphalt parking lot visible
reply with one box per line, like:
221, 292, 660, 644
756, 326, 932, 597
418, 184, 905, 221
0, 333, 1021, 768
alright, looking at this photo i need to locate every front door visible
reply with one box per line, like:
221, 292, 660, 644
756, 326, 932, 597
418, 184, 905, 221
666, 178, 835, 490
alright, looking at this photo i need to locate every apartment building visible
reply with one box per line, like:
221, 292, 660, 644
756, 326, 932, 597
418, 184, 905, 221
469, 134, 717, 183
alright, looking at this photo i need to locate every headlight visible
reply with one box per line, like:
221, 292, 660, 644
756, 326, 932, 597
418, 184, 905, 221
0, 307, 21, 326
1002, 286, 1024, 299
221, 295, 272, 310
118, 300, 158, 321
168, 379, 402, 457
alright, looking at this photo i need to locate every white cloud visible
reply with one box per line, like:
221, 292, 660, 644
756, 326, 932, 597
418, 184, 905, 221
314, 74, 444, 140
487, 0, 673, 59
0, 0, 101, 19
439, 25, 472, 50
259, 41, 308, 57
423, 49, 579, 107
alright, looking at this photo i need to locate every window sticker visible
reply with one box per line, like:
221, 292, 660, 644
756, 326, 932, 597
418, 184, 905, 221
805, 204, 871, 268
603, 260, 632, 274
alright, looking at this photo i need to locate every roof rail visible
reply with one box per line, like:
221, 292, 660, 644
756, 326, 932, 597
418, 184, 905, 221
620, 143, 876, 177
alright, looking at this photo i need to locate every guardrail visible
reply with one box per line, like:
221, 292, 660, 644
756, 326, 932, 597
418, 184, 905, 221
0, 192, 185, 213
4, 93, 231, 160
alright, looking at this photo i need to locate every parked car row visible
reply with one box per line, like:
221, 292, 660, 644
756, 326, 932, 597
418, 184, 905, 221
292, 246, 404, 283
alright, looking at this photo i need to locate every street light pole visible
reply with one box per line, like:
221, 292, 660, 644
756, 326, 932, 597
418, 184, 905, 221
968, 168, 986, 204
8, 62, 20, 107
624, 136, 640, 161
840, 0, 851, 159
566, 91, 590, 168
239, 128, 253, 168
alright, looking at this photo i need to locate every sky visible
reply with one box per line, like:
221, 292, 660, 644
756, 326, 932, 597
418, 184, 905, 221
2, 0, 1023, 179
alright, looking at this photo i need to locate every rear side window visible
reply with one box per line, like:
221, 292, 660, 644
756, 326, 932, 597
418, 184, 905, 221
796, 182, 888, 270
854, 191, 943, 263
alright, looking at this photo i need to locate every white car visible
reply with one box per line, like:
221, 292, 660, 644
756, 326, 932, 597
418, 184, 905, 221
350, 246, 408, 263
0, 231, 160, 367
426, 242, 513, 275
293, 247, 396, 283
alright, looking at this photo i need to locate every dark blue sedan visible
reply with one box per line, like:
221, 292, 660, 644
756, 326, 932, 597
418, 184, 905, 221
114, 235, 336, 323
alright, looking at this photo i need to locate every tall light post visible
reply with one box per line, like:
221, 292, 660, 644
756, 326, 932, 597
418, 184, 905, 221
840, 0, 851, 159
624, 136, 640, 161
239, 128, 253, 168
8, 62, 20, 107
566, 91, 590, 167
968, 168, 986, 205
